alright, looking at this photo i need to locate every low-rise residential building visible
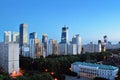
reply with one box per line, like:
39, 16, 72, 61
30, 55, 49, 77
71, 62, 118, 80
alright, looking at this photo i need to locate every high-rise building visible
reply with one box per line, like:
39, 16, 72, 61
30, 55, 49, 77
29, 32, 40, 58
29, 32, 37, 39
61, 26, 68, 43
98, 40, 102, 52
0, 42, 19, 74
59, 44, 68, 55
42, 34, 48, 57
39, 43, 45, 57
42, 34, 48, 44
42, 34, 48, 49
72, 34, 82, 54
19, 23, 28, 48
12, 32, 19, 43
53, 44, 60, 55
104, 35, 108, 44
22, 44, 30, 57
47, 39, 57, 56
83, 42, 102, 53
47, 39, 53, 56
29, 38, 40, 58
4, 31, 11, 43
4, 31, 19, 43
68, 44, 77, 55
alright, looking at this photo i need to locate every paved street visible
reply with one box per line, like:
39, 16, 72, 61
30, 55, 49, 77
65, 75, 91, 80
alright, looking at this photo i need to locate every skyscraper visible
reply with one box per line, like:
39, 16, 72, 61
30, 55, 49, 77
29, 32, 37, 39
98, 40, 102, 52
4, 31, 11, 43
42, 34, 48, 49
42, 34, 48, 43
0, 42, 19, 74
12, 32, 19, 43
72, 34, 81, 44
47, 39, 53, 56
47, 39, 57, 56
19, 23, 28, 47
61, 26, 68, 43
102, 35, 107, 52
104, 35, 108, 44
72, 34, 82, 54
29, 32, 40, 58
42, 34, 48, 57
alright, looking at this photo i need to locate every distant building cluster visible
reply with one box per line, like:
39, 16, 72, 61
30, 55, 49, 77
20, 25, 82, 58
0, 23, 120, 74
0, 23, 82, 74
106, 41, 120, 50
82, 36, 107, 53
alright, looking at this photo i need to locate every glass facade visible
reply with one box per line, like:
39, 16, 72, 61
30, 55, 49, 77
19, 23, 28, 47
61, 27, 68, 43
42, 34, 48, 49
29, 32, 37, 39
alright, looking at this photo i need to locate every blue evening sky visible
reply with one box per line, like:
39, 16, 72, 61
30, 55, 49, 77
0, 0, 120, 44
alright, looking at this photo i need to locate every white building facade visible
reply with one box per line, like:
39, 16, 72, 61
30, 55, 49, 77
106, 43, 120, 50
4, 31, 19, 43
4, 31, 11, 43
29, 38, 40, 58
22, 44, 30, 57
68, 44, 77, 55
53, 44, 60, 55
47, 39, 53, 56
12, 32, 19, 43
0, 42, 19, 74
59, 44, 68, 55
71, 62, 118, 80
29, 39, 35, 58
72, 34, 82, 54
83, 42, 101, 53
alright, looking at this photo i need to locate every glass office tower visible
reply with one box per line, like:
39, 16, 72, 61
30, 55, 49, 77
19, 23, 28, 47
61, 26, 68, 43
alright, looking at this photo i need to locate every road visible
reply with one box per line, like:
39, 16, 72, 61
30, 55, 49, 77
65, 75, 91, 80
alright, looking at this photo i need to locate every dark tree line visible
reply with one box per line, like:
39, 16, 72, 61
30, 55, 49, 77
19, 52, 112, 79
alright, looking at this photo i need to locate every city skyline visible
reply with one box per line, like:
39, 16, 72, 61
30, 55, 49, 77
0, 0, 120, 44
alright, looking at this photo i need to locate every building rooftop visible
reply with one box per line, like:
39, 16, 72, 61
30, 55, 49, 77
72, 62, 118, 70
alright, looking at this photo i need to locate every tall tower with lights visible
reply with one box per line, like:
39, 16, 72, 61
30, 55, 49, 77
61, 26, 68, 44
104, 35, 108, 45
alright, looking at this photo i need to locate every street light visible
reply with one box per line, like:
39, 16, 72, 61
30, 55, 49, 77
69, 68, 72, 71
51, 72, 55, 75
45, 69, 48, 72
